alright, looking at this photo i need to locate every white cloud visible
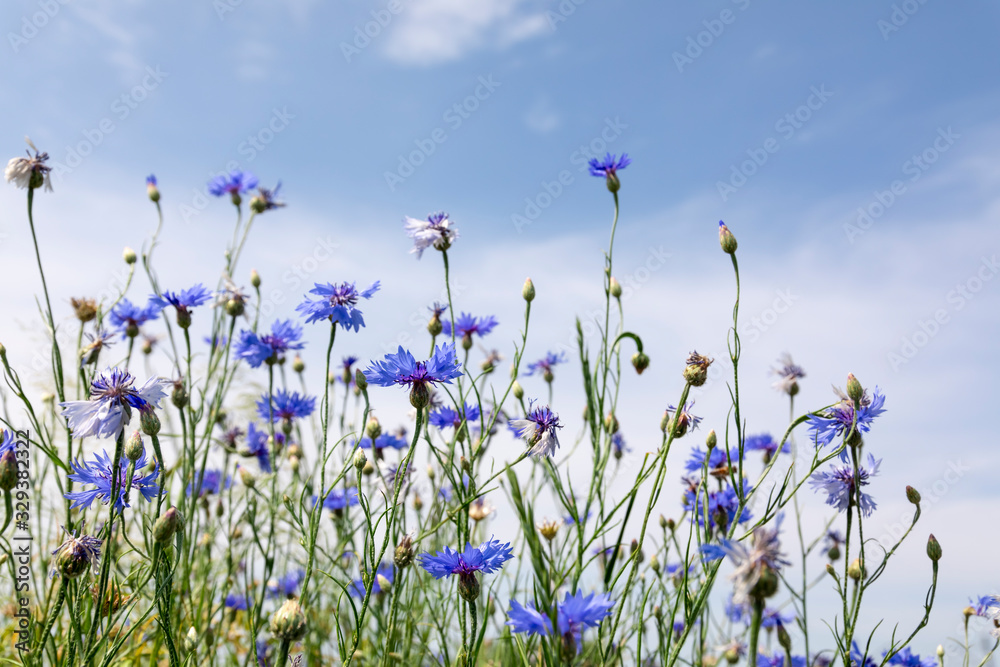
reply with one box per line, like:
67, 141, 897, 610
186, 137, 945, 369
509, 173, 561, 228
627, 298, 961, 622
381, 0, 550, 66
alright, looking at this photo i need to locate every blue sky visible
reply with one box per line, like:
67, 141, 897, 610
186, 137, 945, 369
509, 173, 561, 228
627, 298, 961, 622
2, 0, 999, 655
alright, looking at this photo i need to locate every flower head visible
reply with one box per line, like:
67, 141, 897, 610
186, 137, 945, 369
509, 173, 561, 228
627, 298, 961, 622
772, 353, 805, 395
357, 432, 409, 452
267, 570, 304, 599
243, 422, 272, 472
152, 284, 212, 328
65, 448, 160, 511
363, 342, 463, 408
808, 385, 886, 451
683, 481, 753, 531
525, 351, 566, 381
296, 281, 380, 331
685, 445, 733, 473
404, 212, 458, 258
557, 590, 615, 652
0, 430, 15, 456
349, 563, 394, 598
250, 182, 285, 213
701, 517, 790, 604
316, 487, 360, 512
509, 403, 563, 458
611, 432, 630, 458
588, 153, 631, 192
60, 368, 170, 440
418, 537, 513, 579
225, 594, 249, 611
664, 401, 701, 437
235, 319, 304, 368
5, 138, 52, 191
109, 298, 163, 339
442, 313, 497, 342
744, 433, 790, 460
884, 648, 936, 667
208, 170, 258, 201
429, 403, 481, 431
50, 525, 102, 579
256, 389, 316, 424
187, 469, 231, 497
506, 599, 553, 636
810, 454, 880, 517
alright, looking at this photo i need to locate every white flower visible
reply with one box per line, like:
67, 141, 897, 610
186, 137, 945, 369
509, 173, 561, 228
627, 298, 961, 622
403, 212, 458, 259
59, 368, 170, 439
5, 137, 52, 191
509, 404, 562, 458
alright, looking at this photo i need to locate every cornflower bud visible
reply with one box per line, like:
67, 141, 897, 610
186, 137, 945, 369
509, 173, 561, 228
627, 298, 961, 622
609, 277, 622, 299
522, 278, 535, 302
718, 221, 738, 254
270, 600, 307, 641
631, 351, 650, 375
153, 507, 183, 544
123, 247, 137, 264
124, 431, 144, 462
927, 534, 942, 562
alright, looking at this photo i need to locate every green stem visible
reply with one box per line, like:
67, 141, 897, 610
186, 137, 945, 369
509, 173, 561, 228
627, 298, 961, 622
748, 598, 764, 667
35, 576, 67, 653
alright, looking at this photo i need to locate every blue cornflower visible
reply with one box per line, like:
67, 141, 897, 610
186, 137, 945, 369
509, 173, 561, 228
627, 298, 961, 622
357, 433, 408, 451
505, 599, 552, 637
442, 313, 498, 341
363, 342, 463, 408
557, 590, 616, 652
60, 367, 170, 440
419, 537, 513, 579
744, 433, 790, 460
109, 298, 162, 339
429, 403, 481, 431
760, 656, 808, 667
267, 570, 304, 599
683, 482, 753, 531
509, 402, 563, 458
50, 525, 103, 579
146, 174, 156, 186
349, 563, 394, 598
525, 351, 566, 380
208, 170, 258, 200
205, 335, 228, 350
970, 595, 1000, 618
187, 469, 231, 497
701, 517, 789, 605
256, 389, 316, 424
851, 641, 877, 667
665, 401, 701, 437
66, 448, 160, 512
151, 284, 212, 328
224, 593, 249, 611
761, 607, 795, 629
809, 453, 880, 517
808, 386, 886, 451
339, 355, 360, 383
296, 281, 380, 331
403, 212, 458, 259
611, 432, 630, 458
589, 153, 631, 192
685, 445, 732, 473
243, 422, 271, 472
315, 487, 360, 512
885, 648, 936, 667
234, 320, 304, 368
0, 430, 16, 456
725, 595, 750, 623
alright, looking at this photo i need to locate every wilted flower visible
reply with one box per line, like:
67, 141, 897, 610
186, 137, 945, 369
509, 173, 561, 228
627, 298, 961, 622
51, 525, 102, 579
80, 329, 114, 367
60, 367, 170, 440
509, 402, 563, 458
5, 138, 52, 191
404, 212, 458, 258
664, 401, 701, 437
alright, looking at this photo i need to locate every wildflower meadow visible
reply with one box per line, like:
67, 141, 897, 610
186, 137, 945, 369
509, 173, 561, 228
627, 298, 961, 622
1, 140, 997, 667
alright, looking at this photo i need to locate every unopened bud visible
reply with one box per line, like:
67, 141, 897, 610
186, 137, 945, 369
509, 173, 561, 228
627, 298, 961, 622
631, 351, 650, 375
650, 554, 661, 574
171, 383, 188, 409
0, 451, 18, 491
827, 544, 841, 562
706, 430, 717, 450
522, 278, 535, 302
238, 466, 255, 488
394, 534, 415, 569
153, 507, 183, 543
426, 465, 436, 480
512, 380, 524, 400
906, 486, 921, 505
936, 646, 945, 659
458, 573, 481, 602
777, 623, 792, 652
604, 413, 619, 435
365, 417, 381, 440
250, 269, 261, 288
270, 599, 307, 641
848, 558, 865, 581
353, 448, 367, 473
292, 355, 305, 373
123, 247, 137, 264
718, 221, 738, 254
846, 373, 864, 404
826, 563, 837, 577
609, 277, 622, 299
413, 493, 423, 511
184, 627, 197, 651
927, 534, 942, 562
124, 431, 144, 462
355, 369, 368, 391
